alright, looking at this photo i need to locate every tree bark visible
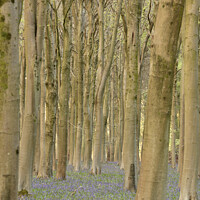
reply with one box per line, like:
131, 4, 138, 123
38, 56, 46, 178
83, 0, 93, 169
179, 0, 199, 198
135, 0, 184, 198
0, 1, 20, 199
92, 0, 123, 175
44, 8, 56, 178
123, 0, 140, 192
171, 70, 177, 169
74, 0, 84, 172
18, 0, 36, 193
56, 0, 71, 179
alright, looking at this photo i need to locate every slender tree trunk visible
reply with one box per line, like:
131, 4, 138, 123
36, 1, 47, 177
119, 54, 124, 166
18, 0, 36, 193
83, 0, 93, 169
101, 84, 109, 163
45, 11, 56, 177
56, 0, 71, 179
120, 14, 128, 170
69, 78, 75, 166
110, 70, 115, 162
123, 0, 140, 192
179, 1, 199, 199
178, 56, 184, 180
92, 0, 123, 175
72, 3, 78, 168
171, 70, 177, 169
114, 66, 119, 162
0, 2, 20, 199
20, 44, 25, 139
38, 57, 46, 177
74, 0, 83, 172
135, 0, 184, 198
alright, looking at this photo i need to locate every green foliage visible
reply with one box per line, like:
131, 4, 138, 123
18, 189, 29, 196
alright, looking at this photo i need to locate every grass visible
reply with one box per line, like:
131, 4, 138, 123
18, 162, 200, 200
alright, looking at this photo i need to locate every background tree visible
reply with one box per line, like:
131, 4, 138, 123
56, 0, 71, 179
92, 0, 123, 175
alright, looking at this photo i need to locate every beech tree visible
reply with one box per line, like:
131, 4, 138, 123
45, 8, 56, 178
56, 0, 71, 179
135, 0, 184, 198
18, 0, 36, 193
123, 0, 141, 192
0, 1, 20, 199
179, 0, 199, 198
92, 0, 123, 175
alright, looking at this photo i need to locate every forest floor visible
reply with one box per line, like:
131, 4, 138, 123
18, 162, 200, 200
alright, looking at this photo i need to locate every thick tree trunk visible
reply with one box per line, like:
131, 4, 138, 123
135, 0, 184, 199
179, 1, 199, 199
18, 0, 36, 193
0, 2, 20, 199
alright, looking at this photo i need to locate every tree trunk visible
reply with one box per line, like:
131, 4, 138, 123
135, 0, 184, 198
178, 49, 184, 183
179, 1, 199, 198
110, 70, 115, 162
123, 0, 140, 192
20, 44, 25, 139
171, 70, 177, 169
83, 0, 93, 169
44, 8, 56, 178
92, 0, 123, 175
120, 14, 128, 170
74, 0, 83, 172
18, 0, 36, 193
38, 56, 46, 177
101, 83, 109, 163
33, 0, 47, 175
0, 2, 20, 199
118, 52, 124, 166
69, 78, 75, 166
56, 0, 71, 179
